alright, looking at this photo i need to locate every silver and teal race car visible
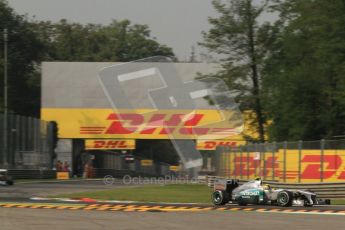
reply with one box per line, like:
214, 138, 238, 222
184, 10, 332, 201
212, 178, 317, 207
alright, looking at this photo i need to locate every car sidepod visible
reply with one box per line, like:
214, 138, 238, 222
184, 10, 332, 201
235, 188, 266, 205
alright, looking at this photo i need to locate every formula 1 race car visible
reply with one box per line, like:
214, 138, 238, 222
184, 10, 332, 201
0, 169, 14, 186
212, 178, 317, 207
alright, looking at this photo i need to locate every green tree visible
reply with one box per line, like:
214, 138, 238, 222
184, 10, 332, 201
1, 0, 175, 117
200, 0, 271, 142
0, 0, 45, 117
31, 19, 175, 62
263, 0, 345, 141
100, 20, 174, 61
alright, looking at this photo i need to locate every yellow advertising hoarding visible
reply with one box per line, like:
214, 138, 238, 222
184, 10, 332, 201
41, 108, 243, 140
220, 149, 345, 182
85, 139, 135, 150
169, 165, 180, 171
56, 172, 70, 180
279, 149, 345, 183
220, 152, 280, 180
141, 160, 153, 166
196, 139, 245, 150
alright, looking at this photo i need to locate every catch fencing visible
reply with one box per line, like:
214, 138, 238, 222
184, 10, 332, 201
215, 139, 345, 183
0, 114, 54, 169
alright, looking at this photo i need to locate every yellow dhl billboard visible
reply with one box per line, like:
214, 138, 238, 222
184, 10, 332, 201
220, 149, 345, 182
169, 165, 180, 171
196, 139, 245, 150
280, 149, 345, 183
141, 160, 153, 166
56, 172, 70, 180
41, 108, 243, 140
85, 139, 135, 150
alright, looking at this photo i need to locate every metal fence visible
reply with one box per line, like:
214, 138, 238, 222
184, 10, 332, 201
0, 113, 54, 169
215, 139, 345, 183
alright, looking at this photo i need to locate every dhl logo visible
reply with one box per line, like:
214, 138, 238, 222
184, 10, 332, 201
283, 150, 345, 182
301, 154, 345, 180
231, 156, 279, 179
80, 113, 237, 137
41, 108, 242, 139
85, 139, 135, 150
196, 140, 243, 150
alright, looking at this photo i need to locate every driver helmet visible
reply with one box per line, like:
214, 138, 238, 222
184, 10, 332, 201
262, 184, 271, 190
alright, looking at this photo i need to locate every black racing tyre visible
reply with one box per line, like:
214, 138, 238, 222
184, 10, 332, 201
6, 180, 13, 186
212, 190, 230, 206
277, 191, 293, 207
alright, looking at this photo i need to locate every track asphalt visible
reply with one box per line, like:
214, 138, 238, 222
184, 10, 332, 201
1, 181, 345, 230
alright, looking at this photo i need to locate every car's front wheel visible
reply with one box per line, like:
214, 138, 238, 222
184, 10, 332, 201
212, 190, 229, 206
277, 191, 293, 207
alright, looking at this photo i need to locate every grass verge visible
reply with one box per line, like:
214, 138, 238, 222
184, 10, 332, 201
331, 199, 345, 205
54, 184, 212, 204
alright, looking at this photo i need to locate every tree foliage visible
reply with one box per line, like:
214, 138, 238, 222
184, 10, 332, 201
262, 0, 345, 141
31, 19, 174, 62
0, 0, 46, 116
203, 0, 345, 142
3, 0, 345, 143
200, 0, 271, 142
0, 0, 174, 117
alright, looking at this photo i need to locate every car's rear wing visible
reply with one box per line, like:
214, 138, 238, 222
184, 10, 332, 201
214, 178, 239, 193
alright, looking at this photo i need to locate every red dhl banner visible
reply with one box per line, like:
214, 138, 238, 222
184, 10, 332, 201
85, 139, 135, 150
196, 140, 245, 150
41, 108, 243, 140
220, 150, 345, 182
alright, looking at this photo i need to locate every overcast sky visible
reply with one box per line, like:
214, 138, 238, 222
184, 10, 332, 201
7, 0, 221, 61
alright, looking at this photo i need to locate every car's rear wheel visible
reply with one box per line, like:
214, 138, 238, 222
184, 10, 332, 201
212, 190, 229, 206
277, 191, 293, 207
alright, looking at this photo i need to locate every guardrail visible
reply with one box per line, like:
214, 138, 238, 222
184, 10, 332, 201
206, 176, 345, 199
7, 169, 56, 179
